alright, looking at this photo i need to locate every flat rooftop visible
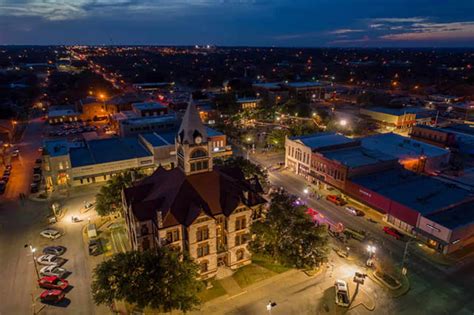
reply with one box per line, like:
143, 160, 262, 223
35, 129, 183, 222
43, 139, 69, 157
322, 146, 395, 168
426, 201, 474, 229
70, 137, 152, 167
285, 81, 324, 88
132, 101, 167, 111
252, 82, 282, 89
237, 98, 260, 103
140, 133, 172, 147
48, 109, 79, 118
290, 132, 355, 151
351, 168, 472, 215
363, 106, 432, 116
361, 133, 449, 159
121, 114, 177, 125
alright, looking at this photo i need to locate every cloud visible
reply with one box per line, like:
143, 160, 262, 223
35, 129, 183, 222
0, 0, 260, 21
328, 28, 363, 34
328, 35, 371, 45
381, 21, 474, 41
371, 17, 427, 23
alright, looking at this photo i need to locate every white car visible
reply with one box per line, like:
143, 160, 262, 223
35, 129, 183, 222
40, 265, 67, 278
37, 254, 61, 266
335, 280, 350, 307
40, 229, 61, 240
345, 206, 363, 216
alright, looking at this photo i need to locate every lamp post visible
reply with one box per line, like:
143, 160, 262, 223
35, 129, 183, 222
24, 244, 40, 281
401, 240, 416, 276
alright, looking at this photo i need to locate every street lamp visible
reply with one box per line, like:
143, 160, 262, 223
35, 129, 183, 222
339, 119, 348, 127
24, 244, 40, 281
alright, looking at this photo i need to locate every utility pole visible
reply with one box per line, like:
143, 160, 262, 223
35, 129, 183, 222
401, 240, 414, 276
25, 244, 40, 281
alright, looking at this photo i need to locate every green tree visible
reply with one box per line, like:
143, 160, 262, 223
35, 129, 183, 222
214, 156, 268, 187
266, 129, 288, 150
95, 170, 143, 216
91, 249, 203, 313
249, 192, 329, 269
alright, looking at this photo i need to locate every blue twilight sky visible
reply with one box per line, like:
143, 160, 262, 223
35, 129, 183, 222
0, 0, 473, 47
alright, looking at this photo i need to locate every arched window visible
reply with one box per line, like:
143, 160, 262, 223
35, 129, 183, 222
200, 260, 209, 273
236, 249, 245, 261
191, 149, 207, 158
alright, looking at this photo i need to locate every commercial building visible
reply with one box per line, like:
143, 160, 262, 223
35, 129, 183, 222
78, 97, 108, 121
111, 112, 178, 137
284, 132, 473, 254
47, 107, 81, 125
131, 102, 169, 117
360, 107, 434, 130
43, 137, 154, 189
285, 133, 355, 180
236, 97, 260, 110
361, 133, 450, 173
43, 116, 231, 189
122, 101, 266, 279
346, 168, 473, 254
283, 81, 326, 101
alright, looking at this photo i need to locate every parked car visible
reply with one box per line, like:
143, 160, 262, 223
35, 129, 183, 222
39, 289, 65, 304
40, 265, 68, 278
345, 206, 364, 216
33, 174, 42, 183
326, 195, 347, 206
38, 276, 69, 290
383, 226, 403, 240
334, 280, 350, 307
33, 165, 42, 174
11, 148, 19, 157
37, 254, 66, 266
43, 246, 66, 256
40, 229, 61, 240
5, 164, 12, 171
2, 175, 9, 183
30, 183, 39, 193
88, 239, 102, 256
35, 158, 42, 164
3, 169, 11, 176
0, 181, 6, 194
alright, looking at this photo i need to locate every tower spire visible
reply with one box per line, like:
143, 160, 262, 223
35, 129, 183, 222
177, 96, 207, 145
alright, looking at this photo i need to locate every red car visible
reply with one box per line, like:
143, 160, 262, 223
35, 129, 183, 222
326, 195, 347, 206
39, 289, 65, 304
38, 276, 69, 290
383, 226, 403, 240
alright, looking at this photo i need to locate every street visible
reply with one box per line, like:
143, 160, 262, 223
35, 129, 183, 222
0, 118, 109, 315
242, 148, 474, 315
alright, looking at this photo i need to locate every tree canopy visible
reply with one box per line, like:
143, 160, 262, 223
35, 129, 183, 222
214, 156, 268, 187
91, 249, 203, 313
249, 192, 329, 269
95, 170, 144, 216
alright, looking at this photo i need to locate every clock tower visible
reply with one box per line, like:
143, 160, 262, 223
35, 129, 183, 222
176, 98, 213, 175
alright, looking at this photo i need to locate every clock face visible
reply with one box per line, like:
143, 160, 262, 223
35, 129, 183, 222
195, 136, 202, 144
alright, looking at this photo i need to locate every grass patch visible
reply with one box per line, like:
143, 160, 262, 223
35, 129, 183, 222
252, 254, 291, 274
232, 264, 276, 288
198, 280, 227, 303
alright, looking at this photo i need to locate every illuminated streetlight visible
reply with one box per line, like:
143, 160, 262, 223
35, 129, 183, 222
303, 188, 309, 195
339, 119, 347, 127
24, 244, 40, 280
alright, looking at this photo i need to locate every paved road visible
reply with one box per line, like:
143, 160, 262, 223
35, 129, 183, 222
0, 118, 109, 315
196, 253, 393, 315
240, 147, 474, 315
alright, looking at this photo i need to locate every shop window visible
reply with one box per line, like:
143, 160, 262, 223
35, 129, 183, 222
236, 249, 245, 261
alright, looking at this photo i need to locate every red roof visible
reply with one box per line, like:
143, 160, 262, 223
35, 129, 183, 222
124, 166, 265, 227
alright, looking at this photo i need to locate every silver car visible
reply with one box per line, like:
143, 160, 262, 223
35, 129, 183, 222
40, 265, 68, 278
